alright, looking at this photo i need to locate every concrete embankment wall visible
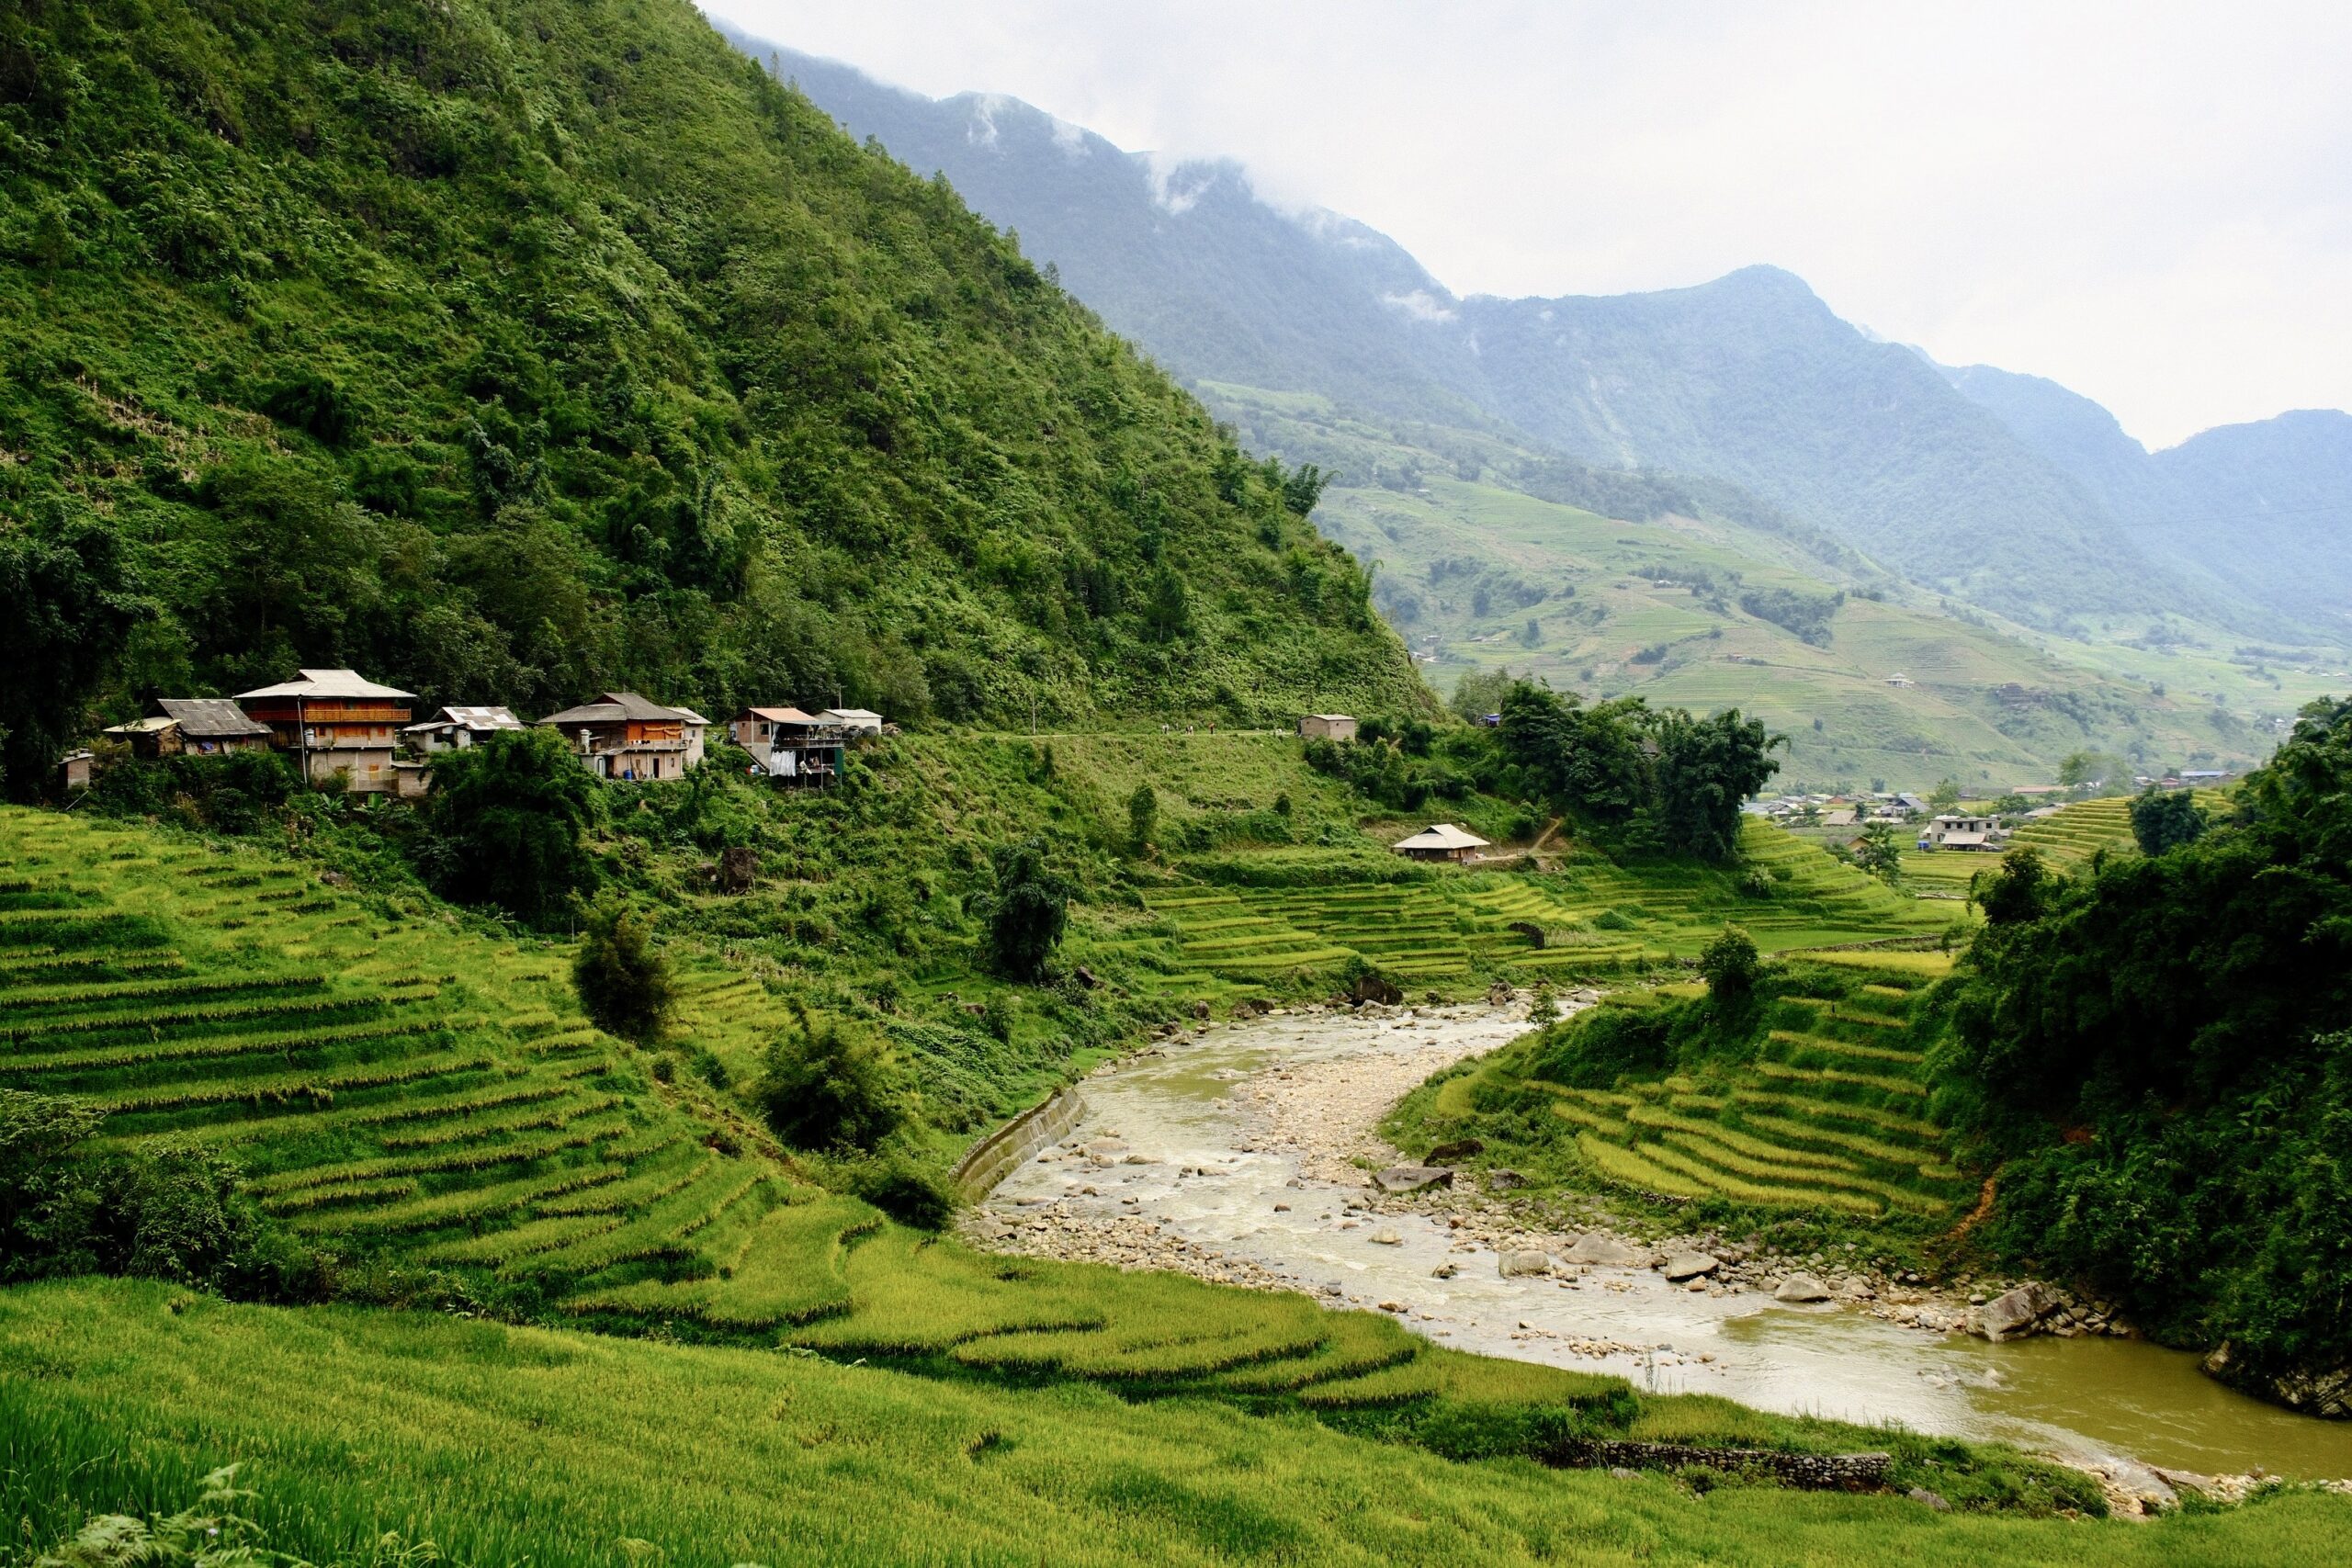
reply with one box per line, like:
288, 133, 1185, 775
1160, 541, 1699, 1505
952, 1086, 1086, 1198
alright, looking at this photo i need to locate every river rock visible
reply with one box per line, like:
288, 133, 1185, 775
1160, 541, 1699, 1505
1661, 1251, 1720, 1281
1498, 1248, 1554, 1278
2204, 1342, 2352, 1419
1774, 1272, 1833, 1303
1373, 1164, 1454, 1195
1370, 1229, 1402, 1246
1968, 1280, 2061, 1341
1431, 1262, 1458, 1280
1485, 1168, 1528, 1190
1564, 1233, 1645, 1267
1425, 1137, 1486, 1164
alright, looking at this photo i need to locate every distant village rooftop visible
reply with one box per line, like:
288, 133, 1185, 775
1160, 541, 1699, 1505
1391, 823, 1490, 862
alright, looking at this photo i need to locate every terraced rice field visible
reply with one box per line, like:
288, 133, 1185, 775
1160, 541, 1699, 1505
0, 807, 1623, 1408
1533, 956, 1971, 1220
1139, 819, 1948, 993
2004, 796, 2135, 867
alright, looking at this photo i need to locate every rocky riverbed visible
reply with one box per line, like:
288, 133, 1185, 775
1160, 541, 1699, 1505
962, 998, 2352, 1489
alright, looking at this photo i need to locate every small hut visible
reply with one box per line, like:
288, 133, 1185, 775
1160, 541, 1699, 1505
1298, 714, 1358, 742
1391, 823, 1490, 863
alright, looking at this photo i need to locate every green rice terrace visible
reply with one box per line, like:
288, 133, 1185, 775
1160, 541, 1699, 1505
0, 804, 2041, 1484
1136, 818, 1949, 997
1393, 950, 1976, 1228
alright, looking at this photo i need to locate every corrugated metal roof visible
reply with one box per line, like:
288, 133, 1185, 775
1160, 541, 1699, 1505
156, 698, 271, 738
537, 691, 689, 726
824, 708, 882, 720
234, 668, 417, 701
1392, 823, 1490, 851
740, 706, 820, 724
442, 705, 523, 730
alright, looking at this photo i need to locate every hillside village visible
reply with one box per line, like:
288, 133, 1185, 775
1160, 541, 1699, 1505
72, 668, 890, 796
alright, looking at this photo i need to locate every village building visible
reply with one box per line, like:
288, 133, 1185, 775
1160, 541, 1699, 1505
401, 705, 525, 754
1917, 813, 2006, 852
823, 707, 884, 738
1884, 673, 1915, 688
58, 750, 94, 793
102, 698, 275, 761
1298, 714, 1359, 742
729, 706, 847, 788
536, 692, 705, 782
233, 670, 416, 792
1391, 823, 1490, 863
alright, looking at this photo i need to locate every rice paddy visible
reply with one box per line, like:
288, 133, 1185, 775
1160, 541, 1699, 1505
1136, 818, 1950, 996
1401, 952, 1972, 1223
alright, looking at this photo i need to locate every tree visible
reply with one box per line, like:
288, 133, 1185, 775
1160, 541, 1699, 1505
1927, 776, 1962, 812
1652, 707, 1785, 861
1450, 666, 1516, 724
419, 728, 603, 924
1698, 925, 1763, 1027
573, 899, 674, 1043
1853, 821, 1904, 882
752, 1007, 909, 1152
2131, 785, 2207, 856
979, 836, 1074, 982
2057, 750, 2130, 794
0, 518, 148, 800
1125, 783, 1159, 856
1280, 461, 1332, 517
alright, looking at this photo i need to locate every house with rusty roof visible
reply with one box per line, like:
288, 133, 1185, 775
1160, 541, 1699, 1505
537, 692, 707, 782
103, 698, 275, 761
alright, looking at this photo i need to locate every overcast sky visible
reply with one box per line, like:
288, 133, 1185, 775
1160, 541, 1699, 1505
701, 1, 2349, 449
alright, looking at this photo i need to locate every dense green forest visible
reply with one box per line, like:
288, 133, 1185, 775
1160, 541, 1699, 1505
1930, 697, 2352, 1407
0, 0, 1424, 796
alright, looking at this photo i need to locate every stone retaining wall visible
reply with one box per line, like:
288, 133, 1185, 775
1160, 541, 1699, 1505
952, 1086, 1086, 1198
1552, 1439, 1894, 1490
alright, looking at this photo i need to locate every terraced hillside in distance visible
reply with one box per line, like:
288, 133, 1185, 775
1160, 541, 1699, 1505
1204, 382, 2321, 790
1133, 817, 1950, 1001
1393, 950, 1974, 1229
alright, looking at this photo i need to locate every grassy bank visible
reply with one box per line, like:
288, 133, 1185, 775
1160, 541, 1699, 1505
13, 1280, 2352, 1566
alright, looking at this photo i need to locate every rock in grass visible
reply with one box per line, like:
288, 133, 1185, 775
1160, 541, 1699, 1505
1774, 1272, 1833, 1303
1373, 1165, 1453, 1195
1564, 1233, 1644, 1267
1907, 1487, 1951, 1512
1661, 1252, 1719, 1281
1498, 1249, 1553, 1278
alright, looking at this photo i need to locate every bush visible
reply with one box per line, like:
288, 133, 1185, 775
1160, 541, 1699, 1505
978, 836, 1073, 982
752, 1008, 910, 1152
1126, 783, 1158, 855
418, 727, 603, 926
1735, 867, 1773, 899
2130, 785, 2207, 855
1699, 926, 1761, 1016
573, 898, 674, 1043
1526, 1007, 1673, 1089
846, 1150, 957, 1230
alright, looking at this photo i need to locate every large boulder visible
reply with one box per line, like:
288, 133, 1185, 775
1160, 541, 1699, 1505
1498, 1249, 1555, 1278
1373, 1164, 1454, 1195
1968, 1281, 2061, 1341
1773, 1272, 1833, 1303
1349, 972, 1405, 1006
1661, 1252, 1720, 1282
1564, 1232, 1645, 1268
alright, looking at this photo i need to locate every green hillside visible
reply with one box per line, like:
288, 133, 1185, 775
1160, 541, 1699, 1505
1394, 951, 1970, 1235
0, 0, 1419, 772
1207, 383, 2313, 788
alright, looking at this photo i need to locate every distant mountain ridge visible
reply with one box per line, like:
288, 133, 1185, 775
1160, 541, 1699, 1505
744, 34, 2351, 641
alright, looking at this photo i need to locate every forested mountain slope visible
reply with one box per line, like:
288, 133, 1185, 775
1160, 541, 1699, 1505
0, 0, 1422, 755
1944, 367, 2352, 632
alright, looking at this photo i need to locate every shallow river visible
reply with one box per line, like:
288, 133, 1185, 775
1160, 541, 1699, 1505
983, 1006, 2352, 1481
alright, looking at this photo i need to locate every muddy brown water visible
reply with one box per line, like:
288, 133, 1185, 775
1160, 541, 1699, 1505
981, 1006, 2352, 1481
